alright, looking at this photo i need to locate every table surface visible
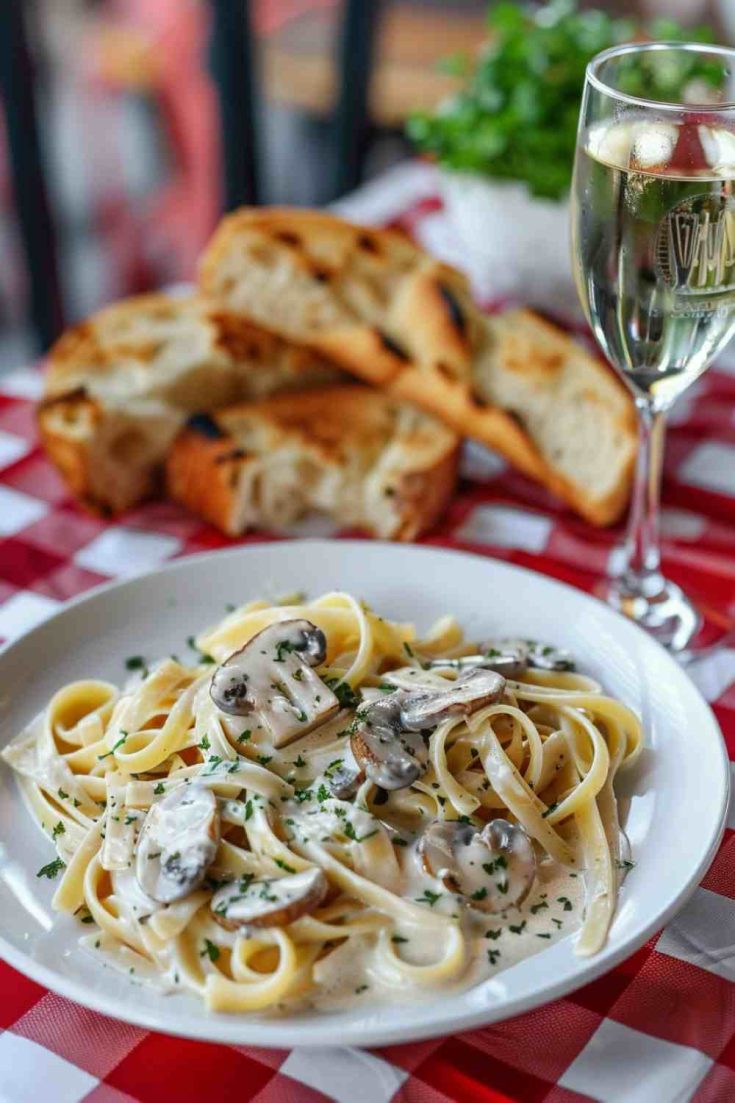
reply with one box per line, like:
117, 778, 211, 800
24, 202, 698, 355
0, 163, 734, 1103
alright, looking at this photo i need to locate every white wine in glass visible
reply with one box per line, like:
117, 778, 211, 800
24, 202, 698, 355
571, 43, 735, 650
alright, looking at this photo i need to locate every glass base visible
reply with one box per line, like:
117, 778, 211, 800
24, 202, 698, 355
599, 574, 702, 652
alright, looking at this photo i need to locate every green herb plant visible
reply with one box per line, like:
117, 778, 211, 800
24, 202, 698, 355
407, 0, 716, 200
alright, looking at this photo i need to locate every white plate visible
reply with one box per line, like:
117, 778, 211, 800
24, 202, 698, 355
0, 541, 729, 1048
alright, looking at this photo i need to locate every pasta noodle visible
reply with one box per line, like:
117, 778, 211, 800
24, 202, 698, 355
2, 592, 643, 1013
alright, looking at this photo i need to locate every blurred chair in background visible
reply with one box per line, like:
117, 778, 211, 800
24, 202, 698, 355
0, 0, 732, 364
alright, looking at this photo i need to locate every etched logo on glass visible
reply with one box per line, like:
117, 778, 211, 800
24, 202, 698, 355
655, 194, 735, 293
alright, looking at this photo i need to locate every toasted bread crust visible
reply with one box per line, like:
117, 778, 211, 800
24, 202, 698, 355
39, 292, 344, 514
199, 207, 474, 387
198, 208, 636, 526
165, 427, 244, 535
37, 391, 103, 509
166, 386, 459, 540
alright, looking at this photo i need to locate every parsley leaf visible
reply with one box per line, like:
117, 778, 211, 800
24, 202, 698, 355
323, 677, 360, 710
37, 857, 65, 879
415, 889, 441, 907
406, 2, 719, 201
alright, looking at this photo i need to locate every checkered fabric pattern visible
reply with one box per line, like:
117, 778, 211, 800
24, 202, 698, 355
1, 163, 735, 1102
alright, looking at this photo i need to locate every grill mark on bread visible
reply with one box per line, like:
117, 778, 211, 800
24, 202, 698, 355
187, 413, 225, 439
357, 233, 380, 254
438, 284, 466, 336
469, 391, 490, 409
435, 361, 460, 383
214, 448, 247, 464
38, 385, 89, 410
274, 230, 301, 247
377, 330, 410, 361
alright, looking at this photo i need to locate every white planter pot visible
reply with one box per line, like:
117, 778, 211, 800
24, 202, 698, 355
439, 171, 579, 316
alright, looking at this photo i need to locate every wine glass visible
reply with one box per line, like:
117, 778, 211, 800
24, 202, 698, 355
571, 42, 735, 652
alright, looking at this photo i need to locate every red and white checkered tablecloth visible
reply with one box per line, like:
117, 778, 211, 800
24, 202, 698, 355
1, 163, 735, 1103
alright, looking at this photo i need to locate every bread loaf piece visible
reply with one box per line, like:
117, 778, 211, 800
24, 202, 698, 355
166, 385, 459, 540
38, 293, 342, 513
199, 207, 637, 525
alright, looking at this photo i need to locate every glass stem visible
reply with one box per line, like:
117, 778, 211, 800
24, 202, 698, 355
618, 400, 667, 598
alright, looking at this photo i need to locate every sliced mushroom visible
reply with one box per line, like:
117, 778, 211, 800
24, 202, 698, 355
210, 866, 327, 930
424, 642, 528, 679
209, 619, 339, 747
136, 785, 220, 904
418, 817, 536, 913
351, 694, 428, 791
350, 671, 504, 791
398, 668, 506, 730
482, 638, 575, 673
380, 668, 453, 692
326, 746, 364, 799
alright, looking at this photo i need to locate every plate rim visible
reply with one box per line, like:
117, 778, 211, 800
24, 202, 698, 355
0, 539, 730, 1047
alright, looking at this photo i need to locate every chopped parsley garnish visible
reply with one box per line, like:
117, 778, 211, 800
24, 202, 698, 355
274, 858, 296, 873
403, 642, 415, 658
97, 733, 128, 760
200, 939, 220, 962
615, 859, 636, 871
294, 709, 308, 723
471, 887, 488, 901
391, 935, 409, 944
199, 735, 211, 751
316, 783, 330, 803
536, 933, 552, 940
124, 814, 137, 825
186, 636, 215, 664
274, 640, 297, 662
354, 984, 369, 994
257, 755, 273, 766
293, 754, 307, 769
509, 921, 527, 935
293, 787, 313, 803
485, 928, 501, 940
52, 821, 65, 840
557, 896, 573, 912
57, 788, 69, 801
542, 801, 559, 819
244, 799, 254, 821
37, 857, 65, 879
482, 856, 508, 875
153, 782, 166, 795
415, 889, 441, 907
552, 918, 563, 929
237, 730, 252, 743
80, 914, 95, 925
530, 901, 549, 915
487, 949, 501, 965
344, 821, 378, 843
324, 677, 360, 710
125, 655, 147, 673
204, 755, 223, 774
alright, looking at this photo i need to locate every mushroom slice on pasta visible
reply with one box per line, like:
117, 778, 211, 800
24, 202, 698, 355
418, 818, 536, 913
136, 784, 220, 903
209, 620, 340, 747
211, 867, 328, 931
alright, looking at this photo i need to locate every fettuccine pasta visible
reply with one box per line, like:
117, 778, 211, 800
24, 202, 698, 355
2, 591, 642, 1013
